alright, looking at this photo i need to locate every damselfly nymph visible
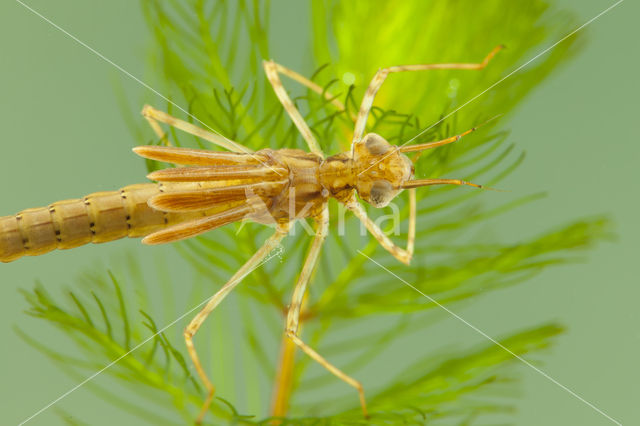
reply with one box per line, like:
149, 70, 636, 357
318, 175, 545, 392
1, 46, 503, 422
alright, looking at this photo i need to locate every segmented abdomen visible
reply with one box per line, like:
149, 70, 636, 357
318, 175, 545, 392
1, 145, 296, 262
0, 183, 201, 262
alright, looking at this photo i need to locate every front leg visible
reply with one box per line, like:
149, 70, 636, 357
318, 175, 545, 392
345, 190, 416, 265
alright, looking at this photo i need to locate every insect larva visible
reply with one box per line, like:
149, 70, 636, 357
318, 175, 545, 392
4, 45, 503, 423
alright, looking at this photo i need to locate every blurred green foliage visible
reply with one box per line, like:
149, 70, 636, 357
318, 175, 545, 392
19, 0, 612, 424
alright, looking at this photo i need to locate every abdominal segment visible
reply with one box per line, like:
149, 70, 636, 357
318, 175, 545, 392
0, 183, 205, 262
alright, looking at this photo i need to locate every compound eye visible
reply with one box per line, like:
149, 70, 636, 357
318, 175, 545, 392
364, 133, 391, 156
401, 153, 415, 179
369, 179, 394, 207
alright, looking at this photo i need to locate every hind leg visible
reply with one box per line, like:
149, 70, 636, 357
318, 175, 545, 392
141, 104, 252, 153
185, 224, 289, 423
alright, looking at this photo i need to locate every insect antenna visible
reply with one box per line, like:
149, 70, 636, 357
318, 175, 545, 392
399, 114, 502, 153
401, 178, 506, 192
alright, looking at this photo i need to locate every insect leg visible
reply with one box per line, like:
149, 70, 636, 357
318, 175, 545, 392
407, 188, 416, 257
263, 60, 325, 158
271, 62, 347, 113
352, 45, 504, 145
284, 205, 328, 338
282, 205, 369, 417
141, 104, 253, 153
345, 195, 414, 265
184, 223, 290, 424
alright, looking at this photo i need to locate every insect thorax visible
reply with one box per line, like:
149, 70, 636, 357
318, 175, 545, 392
258, 134, 413, 224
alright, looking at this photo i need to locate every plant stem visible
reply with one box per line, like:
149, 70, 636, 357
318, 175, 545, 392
270, 331, 297, 419
270, 293, 311, 419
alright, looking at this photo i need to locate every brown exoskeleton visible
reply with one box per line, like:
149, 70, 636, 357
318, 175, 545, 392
0, 45, 503, 422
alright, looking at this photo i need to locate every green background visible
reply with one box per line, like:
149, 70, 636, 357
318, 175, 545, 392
0, 0, 637, 424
